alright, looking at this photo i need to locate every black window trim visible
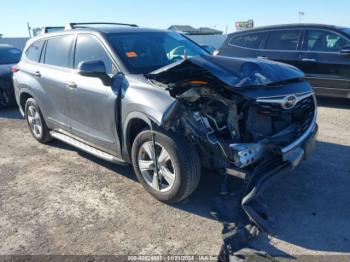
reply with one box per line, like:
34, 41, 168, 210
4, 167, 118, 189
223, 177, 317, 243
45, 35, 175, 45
227, 27, 350, 54
41, 34, 76, 71
228, 29, 304, 52
301, 28, 350, 54
227, 31, 267, 50
73, 33, 120, 74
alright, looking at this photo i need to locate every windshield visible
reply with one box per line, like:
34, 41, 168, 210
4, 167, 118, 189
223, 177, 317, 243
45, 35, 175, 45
0, 47, 22, 65
107, 31, 208, 74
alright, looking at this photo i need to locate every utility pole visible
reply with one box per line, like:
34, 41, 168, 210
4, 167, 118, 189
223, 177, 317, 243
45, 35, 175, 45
298, 11, 305, 23
27, 22, 32, 38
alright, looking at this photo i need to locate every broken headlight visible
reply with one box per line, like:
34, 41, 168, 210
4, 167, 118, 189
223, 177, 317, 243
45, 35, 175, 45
230, 143, 265, 168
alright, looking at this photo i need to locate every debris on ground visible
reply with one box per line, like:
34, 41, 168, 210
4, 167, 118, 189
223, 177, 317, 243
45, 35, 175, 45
211, 178, 276, 261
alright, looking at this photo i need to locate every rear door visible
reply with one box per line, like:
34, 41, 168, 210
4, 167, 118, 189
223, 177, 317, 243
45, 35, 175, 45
219, 31, 267, 58
258, 29, 302, 68
299, 29, 350, 95
39, 35, 75, 130
66, 34, 121, 156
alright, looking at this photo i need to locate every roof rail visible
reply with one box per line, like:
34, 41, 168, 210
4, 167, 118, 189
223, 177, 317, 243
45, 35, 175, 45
64, 22, 138, 30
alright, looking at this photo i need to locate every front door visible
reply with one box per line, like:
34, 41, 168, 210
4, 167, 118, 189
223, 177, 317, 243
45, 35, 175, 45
66, 34, 122, 156
299, 29, 350, 96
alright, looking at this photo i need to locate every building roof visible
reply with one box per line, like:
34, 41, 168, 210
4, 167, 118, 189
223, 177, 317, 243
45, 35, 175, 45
168, 25, 223, 35
168, 25, 197, 33
197, 27, 223, 35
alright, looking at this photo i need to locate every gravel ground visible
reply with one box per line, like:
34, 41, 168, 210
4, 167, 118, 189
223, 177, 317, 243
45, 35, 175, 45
0, 97, 349, 259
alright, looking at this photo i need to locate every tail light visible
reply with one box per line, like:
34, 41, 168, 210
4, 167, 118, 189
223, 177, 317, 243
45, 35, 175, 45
11, 65, 19, 73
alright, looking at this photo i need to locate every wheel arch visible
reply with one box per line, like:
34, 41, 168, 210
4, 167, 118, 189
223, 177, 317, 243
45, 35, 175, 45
122, 112, 160, 162
19, 89, 36, 115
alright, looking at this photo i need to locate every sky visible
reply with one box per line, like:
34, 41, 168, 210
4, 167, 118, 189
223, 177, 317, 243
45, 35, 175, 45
1, 0, 349, 37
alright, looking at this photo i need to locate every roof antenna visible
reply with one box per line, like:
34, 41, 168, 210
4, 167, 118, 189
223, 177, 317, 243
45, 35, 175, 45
27, 22, 32, 38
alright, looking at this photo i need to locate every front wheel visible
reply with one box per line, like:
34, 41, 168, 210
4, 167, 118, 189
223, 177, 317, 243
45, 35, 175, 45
131, 129, 201, 203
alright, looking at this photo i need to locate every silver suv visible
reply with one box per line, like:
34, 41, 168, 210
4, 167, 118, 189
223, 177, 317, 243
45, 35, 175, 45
13, 23, 317, 228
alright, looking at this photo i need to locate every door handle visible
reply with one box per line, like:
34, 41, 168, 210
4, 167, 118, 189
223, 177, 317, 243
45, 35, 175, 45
33, 71, 41, 78
65, 81, 77, 88
302, 58, 316, 62
257, 56, 268, 59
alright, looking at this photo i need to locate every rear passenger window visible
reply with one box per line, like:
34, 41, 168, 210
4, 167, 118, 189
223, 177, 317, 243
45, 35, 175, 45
44, 35, 74, 67
265, 30, 301, 50
229, 32, 267, 49
25, 40, 45, 62
74, 35, 115, 74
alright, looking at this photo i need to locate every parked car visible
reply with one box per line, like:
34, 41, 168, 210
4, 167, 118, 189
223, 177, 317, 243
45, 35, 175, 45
13, 23, 318, 228
217, 24, 350, 99
0, 44, 22, 108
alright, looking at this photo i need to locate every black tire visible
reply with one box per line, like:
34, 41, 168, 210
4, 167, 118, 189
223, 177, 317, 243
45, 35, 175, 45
131, 129, 201, 203
0, 87, 11, 108
25, 98, 52, 143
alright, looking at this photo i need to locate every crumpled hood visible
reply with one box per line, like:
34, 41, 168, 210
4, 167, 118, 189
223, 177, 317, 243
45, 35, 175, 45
147, 54, 304, 88
0, 64, 14, 78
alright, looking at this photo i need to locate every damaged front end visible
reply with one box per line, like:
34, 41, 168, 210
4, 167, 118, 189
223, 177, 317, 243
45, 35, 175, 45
147, 55, 318, 231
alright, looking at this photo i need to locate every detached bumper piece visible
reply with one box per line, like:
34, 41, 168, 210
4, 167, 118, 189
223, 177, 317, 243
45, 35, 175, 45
241, 159, 292, 233
226, 122, 318, 233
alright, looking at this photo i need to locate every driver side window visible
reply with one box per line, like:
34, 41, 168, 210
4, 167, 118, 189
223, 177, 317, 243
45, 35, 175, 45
305, 30, 349, 52
75, 35, 117, 74
162, 36, 195, 60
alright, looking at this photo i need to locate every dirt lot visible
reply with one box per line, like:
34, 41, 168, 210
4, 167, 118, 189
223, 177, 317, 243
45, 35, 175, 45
0, 98, 349, 258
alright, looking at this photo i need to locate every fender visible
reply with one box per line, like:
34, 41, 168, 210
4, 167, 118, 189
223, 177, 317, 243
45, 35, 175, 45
18, 88, 40, 116
122, 111, 160, 162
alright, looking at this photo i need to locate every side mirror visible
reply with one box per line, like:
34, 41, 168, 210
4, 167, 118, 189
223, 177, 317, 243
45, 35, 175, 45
78, 60, 112, 85
340, 46, 350, 56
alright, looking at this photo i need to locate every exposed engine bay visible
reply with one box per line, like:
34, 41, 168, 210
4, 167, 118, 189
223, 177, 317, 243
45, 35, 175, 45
148, 57, 317, 172
147, 55, 318, 233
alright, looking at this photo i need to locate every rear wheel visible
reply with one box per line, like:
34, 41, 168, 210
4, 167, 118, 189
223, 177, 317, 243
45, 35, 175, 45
131, 129, 201, 203
25, 98, 52, 143
0, 88, 10, 108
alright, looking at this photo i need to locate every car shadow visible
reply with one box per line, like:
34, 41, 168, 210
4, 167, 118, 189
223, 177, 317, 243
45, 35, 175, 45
50, 138, 350, 256
0, 106, 23, 120
179, 140, 350, 255
317, 97, 350, 109
50, 140, 137, 182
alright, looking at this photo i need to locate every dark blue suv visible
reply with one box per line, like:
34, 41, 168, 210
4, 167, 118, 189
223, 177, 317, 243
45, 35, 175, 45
218, 24, 350, 99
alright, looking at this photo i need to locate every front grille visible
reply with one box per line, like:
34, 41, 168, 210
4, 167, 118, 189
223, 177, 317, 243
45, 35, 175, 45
249, 94, 316, 145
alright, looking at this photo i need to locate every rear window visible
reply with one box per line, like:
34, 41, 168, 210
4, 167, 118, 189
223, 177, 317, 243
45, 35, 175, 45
25, 40, 44, 62
44, 35, 74, 68
265, 30, 301, 50
305, 30, 350, 52
0, 47, 21, 64
229, 32, 267, 49
342, 28, 350, 38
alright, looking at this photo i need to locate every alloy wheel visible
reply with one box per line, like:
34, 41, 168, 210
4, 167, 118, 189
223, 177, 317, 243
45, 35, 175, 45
138, 141, 176, 192
27, 105, 43, 139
